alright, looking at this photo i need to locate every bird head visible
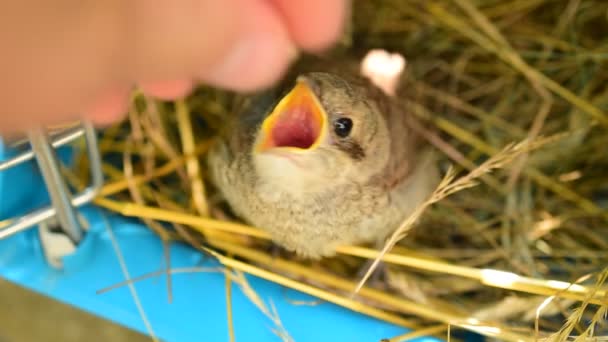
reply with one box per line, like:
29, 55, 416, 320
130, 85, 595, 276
252, 72, 395, 196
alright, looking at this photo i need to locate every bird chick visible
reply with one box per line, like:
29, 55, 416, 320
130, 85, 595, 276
207, 59, 439, 259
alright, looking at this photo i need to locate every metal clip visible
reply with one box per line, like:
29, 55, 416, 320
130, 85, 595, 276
0, 122, 104, 267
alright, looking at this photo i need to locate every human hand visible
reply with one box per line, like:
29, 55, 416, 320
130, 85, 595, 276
0, 0, 348, 135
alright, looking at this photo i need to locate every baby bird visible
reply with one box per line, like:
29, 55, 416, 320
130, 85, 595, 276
207, 57, 438, 259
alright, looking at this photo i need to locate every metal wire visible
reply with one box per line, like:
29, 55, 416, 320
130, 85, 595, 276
0, 122, 103, 241
0, 126, 84, 171
28, 128, 84, 243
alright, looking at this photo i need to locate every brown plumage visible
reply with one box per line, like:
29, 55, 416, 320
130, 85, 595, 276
206, 56, 439, 259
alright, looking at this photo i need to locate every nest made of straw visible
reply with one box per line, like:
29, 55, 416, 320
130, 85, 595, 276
75, 1, 608, 341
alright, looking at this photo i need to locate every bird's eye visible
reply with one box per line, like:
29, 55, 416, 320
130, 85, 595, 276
333, 117, 353, 138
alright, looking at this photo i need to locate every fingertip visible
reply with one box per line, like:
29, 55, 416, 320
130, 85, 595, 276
270, 0, 350, 51
139, 79, 193, 100
199, 1, 298, 92
84, 88, 131, 126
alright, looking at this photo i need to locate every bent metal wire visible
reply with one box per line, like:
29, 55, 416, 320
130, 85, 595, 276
0, 122, 103, 261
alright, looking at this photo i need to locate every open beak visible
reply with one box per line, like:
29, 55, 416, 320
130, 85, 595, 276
255, 77, 328, 154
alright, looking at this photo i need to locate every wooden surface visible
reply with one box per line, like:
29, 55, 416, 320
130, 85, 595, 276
0, 278, 150, 342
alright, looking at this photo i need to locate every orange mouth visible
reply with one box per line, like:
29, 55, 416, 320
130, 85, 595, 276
256, 78, 327, 153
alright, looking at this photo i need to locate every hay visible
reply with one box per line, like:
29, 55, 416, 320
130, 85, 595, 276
80, 1, 608, 341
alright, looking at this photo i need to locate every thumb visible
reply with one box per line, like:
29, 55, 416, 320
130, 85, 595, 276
129, 0, 297, 93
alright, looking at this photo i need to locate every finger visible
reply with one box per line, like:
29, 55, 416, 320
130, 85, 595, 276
128, 0, 296, 91
0, 1, 125, 131
84, 87, 132, 126
269, 0, 349, 51
139, 79, 194, 100
0, 0, 297, 134
197, 0, 297, 91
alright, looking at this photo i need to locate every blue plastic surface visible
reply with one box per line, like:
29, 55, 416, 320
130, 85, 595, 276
0, 141, 73, 220
0, 139, 441, 342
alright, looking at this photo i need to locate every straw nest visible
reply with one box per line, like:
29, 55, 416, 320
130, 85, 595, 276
77, 1, 608, 341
